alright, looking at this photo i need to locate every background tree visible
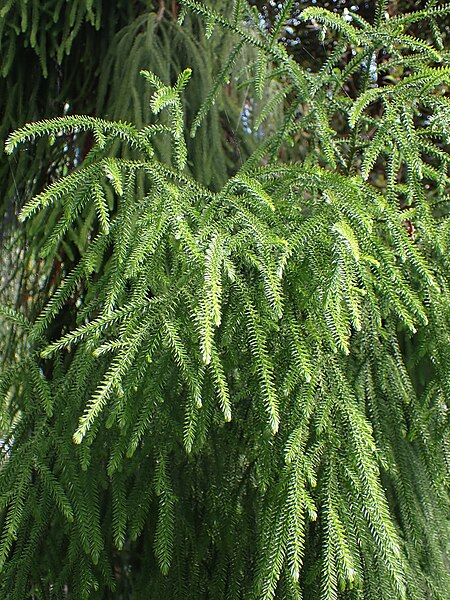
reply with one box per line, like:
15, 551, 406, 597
1, 0, 450, 598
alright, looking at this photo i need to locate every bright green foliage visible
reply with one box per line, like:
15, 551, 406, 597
1, 1, 450, 599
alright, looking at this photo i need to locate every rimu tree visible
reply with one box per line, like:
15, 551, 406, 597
1, 0, 450, 598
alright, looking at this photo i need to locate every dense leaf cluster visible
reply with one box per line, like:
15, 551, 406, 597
1, 1, 450, 598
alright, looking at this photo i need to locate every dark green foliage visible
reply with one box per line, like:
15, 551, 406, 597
1, 1, 450, 598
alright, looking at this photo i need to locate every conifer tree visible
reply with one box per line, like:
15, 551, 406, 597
1, 1, 450, 598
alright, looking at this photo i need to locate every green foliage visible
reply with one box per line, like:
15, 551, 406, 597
1, 0, 450, 598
